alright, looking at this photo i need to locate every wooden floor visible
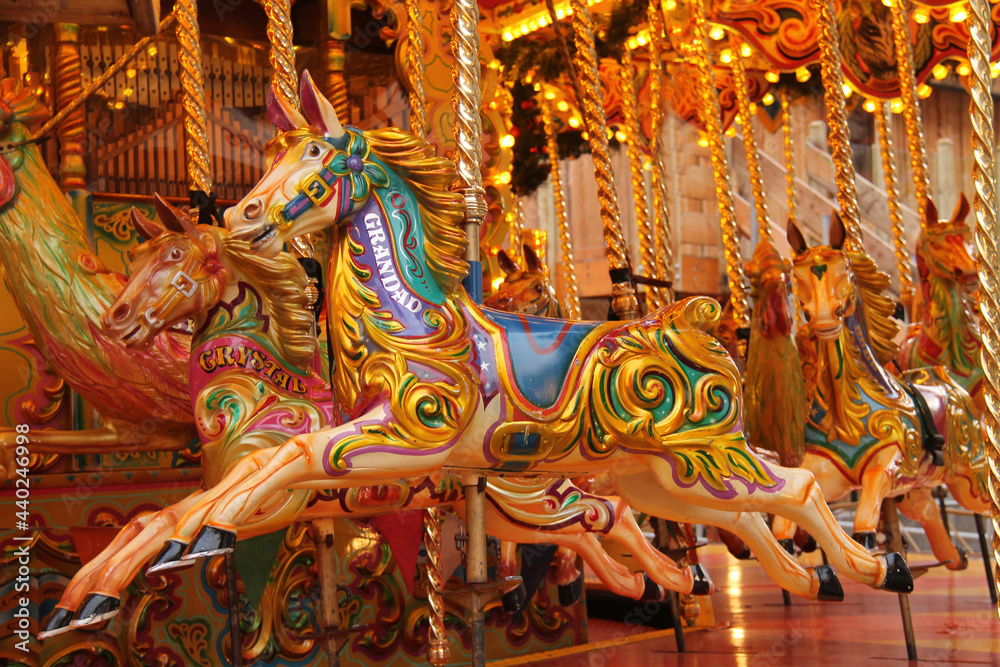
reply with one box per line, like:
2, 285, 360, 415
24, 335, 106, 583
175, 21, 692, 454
491, 545, 1000, 666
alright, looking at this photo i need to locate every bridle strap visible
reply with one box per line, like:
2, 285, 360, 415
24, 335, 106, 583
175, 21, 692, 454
273, 147, 343, 230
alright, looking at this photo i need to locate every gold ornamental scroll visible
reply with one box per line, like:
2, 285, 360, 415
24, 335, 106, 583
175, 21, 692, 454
568, 0, 638, 320
175, 0, 211, 196
620, 47, 659, 310
689, 1, 749, 331
875, 103, 914, 306
967, 0, 1000, 611
730, 47, 770, 243
812, 0, 862, 245
647, 0, 675, 305
888, 0, 931, 224
540, 95, 582, 318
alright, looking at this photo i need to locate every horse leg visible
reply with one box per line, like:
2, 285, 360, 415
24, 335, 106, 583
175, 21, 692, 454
897, 487, 968, 571
853, 451, 898, 549
944, 475, 991, 514
551, 546, 580, 586
771, 452, 852, 543
544, 534, 647, 600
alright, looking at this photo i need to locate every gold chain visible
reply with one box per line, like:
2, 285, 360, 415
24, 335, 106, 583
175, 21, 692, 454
874, 103, 914, 304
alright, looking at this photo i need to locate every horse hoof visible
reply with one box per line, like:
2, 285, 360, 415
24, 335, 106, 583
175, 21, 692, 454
37, 608, 75, 640
147, 539, 194, 574
880, 552, 914, 594
689, 564, 714, 596
797, 533, 818, 553
70, 593, 120, 627
640, 575, 665, 602
182, 526, 236, 560
949, 545, 970, 571
733, 544, 753, 560
851, 531, 878, 551
778, 538, 796, 555
814, 565, 844, 602
501, 582, 526, 614
558, 576, 584, 607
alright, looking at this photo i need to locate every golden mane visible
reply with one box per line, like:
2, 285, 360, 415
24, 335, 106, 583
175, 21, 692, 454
218, 233, 318, 366
363, 127, 469, 295
847, 248, 899, 365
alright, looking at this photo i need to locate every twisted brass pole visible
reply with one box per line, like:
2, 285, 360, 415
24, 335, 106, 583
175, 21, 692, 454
781, 92, 797, 227
967, 0, 1000, 612
646, 0, 675, 305
569, 0, 637, 319
620, 48, 658, 309
730, 49, 771, 242
875, 103, 914, 305
175, 0, 211, 195
264, 0, 297, 110
540, 96, 582, 318
53, 23, 86, 189
813, 0, 862, 245
690, 2, 749, 330
405, 0, 429, 137
889, 0, 931, 224
508, 195, 525, 260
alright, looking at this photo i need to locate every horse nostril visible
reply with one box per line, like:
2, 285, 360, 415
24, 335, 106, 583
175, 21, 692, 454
243, 199, 263, 220
112, 303, 130, 322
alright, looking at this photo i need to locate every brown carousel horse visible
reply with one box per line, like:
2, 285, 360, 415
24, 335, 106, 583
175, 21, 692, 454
485, 244, 565, 317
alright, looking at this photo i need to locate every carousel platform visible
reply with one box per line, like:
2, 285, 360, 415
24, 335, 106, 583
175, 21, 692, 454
490, 544, 1000, 666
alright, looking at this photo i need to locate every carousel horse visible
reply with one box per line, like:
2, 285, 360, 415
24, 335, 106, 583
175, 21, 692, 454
771, 214, 989, 569
485, 244, 565, 317
163, 72, 913, 602
897, 195, 983, 413
44, 200, 706, 636
0, 82, 193, 471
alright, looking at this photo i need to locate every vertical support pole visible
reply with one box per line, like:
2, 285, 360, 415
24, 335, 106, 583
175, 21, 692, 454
175, 0, 211, 197
646, 0, 675, 305
967, 0, 1000, 618
669, 591, 686, 652
875, 103, 915, 310
974, 513, 998, 605
224, 552, 244, 667
730, 46, 770, 243
265, 0, 298, 108
568, 0, 638, 320
313, 518, 342, 667
404, 0, 429, 137
781, 93, 797, 229
540, 95, 582, 318
882, 499, 918, 660
322, 0, 351, 120
53, 23, 86, 190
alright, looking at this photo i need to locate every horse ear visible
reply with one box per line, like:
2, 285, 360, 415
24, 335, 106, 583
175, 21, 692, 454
829, 211, 847, 250
952, 193, 970, 225
925, 198, 939, 226
523, 244, 541, 272
267, 86, 307, 132
153, 194, 199, 236
497, 249, 517, 275
786, 218, 808, 254
300, 70, 345, 139
130, 207, 166, 240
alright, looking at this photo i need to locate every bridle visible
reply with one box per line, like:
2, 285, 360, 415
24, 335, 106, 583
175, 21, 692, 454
267, 139, 348, 231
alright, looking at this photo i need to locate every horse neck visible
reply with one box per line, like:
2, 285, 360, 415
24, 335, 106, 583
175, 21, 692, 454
919, 264, 980, 372
0, 145, 116, 341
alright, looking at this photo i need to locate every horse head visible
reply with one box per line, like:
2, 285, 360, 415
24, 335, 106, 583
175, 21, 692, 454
485, 244, 563, 317
102, 195, 231, 348
787, 212, 856, 340
916, 194, 977, 291
746, 239, 793, 340
227, 71, 377, 256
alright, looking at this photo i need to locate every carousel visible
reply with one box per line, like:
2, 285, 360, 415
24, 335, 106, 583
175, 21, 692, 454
0, 0, 998, 665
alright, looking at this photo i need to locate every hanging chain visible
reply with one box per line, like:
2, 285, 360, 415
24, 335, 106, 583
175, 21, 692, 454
875, 103, 914, 305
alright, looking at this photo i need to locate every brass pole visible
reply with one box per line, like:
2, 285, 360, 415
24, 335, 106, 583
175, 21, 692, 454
888, 0, 931, 223
404, 0, 429, 137
53, 23, 86, 190
540, 96, 582, 318
264, 0, 297, 110
875, 103, 914, 306
175, 0, 211, 195
812, 0, 862, 245
780, 92, 797, 227
313, 518, 342, 667
690, 4, 749, 331
730, 47, 771, 242
967, 0, 1000, 613
568, 0, 638, 319
647, 0, 675, 305
508, 195, 525, 260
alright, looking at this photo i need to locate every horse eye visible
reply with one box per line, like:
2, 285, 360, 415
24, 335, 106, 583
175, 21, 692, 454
168, 248, 183, 261
308, 145, 321, 157
803, 310, 811, 321
534, 284, 543, 293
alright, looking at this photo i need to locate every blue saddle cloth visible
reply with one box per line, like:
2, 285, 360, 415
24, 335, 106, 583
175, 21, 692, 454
481, 308, 602, 409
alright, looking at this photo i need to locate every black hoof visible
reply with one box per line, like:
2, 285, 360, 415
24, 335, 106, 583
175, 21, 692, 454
733, 544, 753, 560
501, 582, 526, 613
558, 576, 584, 607
640, 575, 665, 602
880, 552, 914, 594
37, 608, 75, 640
70, 593, 121, 627
689, 563, 713, 596
814, 565, 844, 602
798, 534, 818, 553
954, 545, 970, 571
147, 539, 194, 574
778, 538, 796, 555
852, 531, 878, 551
182, 526, 236, 561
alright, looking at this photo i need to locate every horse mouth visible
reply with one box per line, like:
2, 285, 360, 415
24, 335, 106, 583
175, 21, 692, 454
120, 324, 145, 346
234, 223, 277, 252
814, 324, 843, 340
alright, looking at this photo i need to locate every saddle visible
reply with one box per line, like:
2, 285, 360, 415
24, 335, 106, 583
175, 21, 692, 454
897, 371, 946, 467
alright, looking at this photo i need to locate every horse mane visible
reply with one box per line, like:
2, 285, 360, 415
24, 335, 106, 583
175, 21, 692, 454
363, 128, 469, 295
847, 248, 899, 365
218, 233, 318, 365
